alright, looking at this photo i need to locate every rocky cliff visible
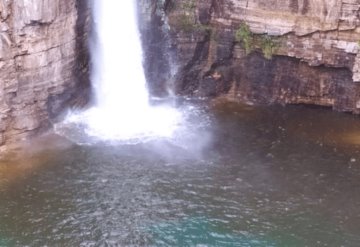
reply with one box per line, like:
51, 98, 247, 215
0, 0, 90, 149
152, 0, 360, 113
0, 0, 359, 149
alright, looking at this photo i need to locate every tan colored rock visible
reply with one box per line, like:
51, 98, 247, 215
224, 0, 358, 35
0, 0, 90, 149
353, 52, 360, 82
165, 0, 360, 112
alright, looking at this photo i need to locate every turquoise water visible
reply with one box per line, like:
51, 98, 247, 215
0, 237, 9, 247
149, 216, 276, 246
1, 103, 360, 246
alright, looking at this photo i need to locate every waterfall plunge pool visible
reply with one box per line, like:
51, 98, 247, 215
1, 101, 360, 246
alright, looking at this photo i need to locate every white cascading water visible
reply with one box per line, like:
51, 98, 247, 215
64, 0, 182, 142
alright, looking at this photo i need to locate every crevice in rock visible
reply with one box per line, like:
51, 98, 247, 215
46, 0, 91, 120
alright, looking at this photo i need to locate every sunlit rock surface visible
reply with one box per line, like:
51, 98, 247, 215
154, 0, 360, 112
0, 0, 90, 149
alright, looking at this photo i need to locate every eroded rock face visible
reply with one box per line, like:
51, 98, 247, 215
0, 0, 90, 149
138, 0, 175, 97
157, 0, 360, 112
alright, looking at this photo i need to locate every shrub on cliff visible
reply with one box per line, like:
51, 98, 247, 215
235, 22, 279, 59
260, 35, 277, 59
235, 22, 254, 54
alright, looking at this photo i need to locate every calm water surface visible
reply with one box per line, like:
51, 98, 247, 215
1, 102, 360, 246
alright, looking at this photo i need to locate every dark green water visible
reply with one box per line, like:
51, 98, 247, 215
1, 103, 360, 246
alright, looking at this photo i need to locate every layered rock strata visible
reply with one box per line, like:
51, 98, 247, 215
0, 0, 90, 149
160, 0, 360, 112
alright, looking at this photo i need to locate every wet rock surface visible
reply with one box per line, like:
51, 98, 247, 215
148, 0, 360, 112
138, 0, 175, 97
0, 0, 90, 149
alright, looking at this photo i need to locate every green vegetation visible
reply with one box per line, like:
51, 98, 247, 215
175, 0, 197, 32
178, 19, 213, 33
260, 35, 277, 59
234, 22, 279, 59
235, 22, 254, 54
171, 0, 213, 34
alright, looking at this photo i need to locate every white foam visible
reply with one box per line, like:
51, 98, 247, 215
65, 0, 182, 142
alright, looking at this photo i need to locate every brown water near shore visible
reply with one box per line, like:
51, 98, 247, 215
1, 102, 360, 246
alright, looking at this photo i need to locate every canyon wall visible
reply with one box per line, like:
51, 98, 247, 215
0, 0, 359, 149
156, 0, 360, 112
0, 0, 90, 149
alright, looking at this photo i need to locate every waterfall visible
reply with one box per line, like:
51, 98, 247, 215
92, 0, 149, 112
62, 0, 182, 143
